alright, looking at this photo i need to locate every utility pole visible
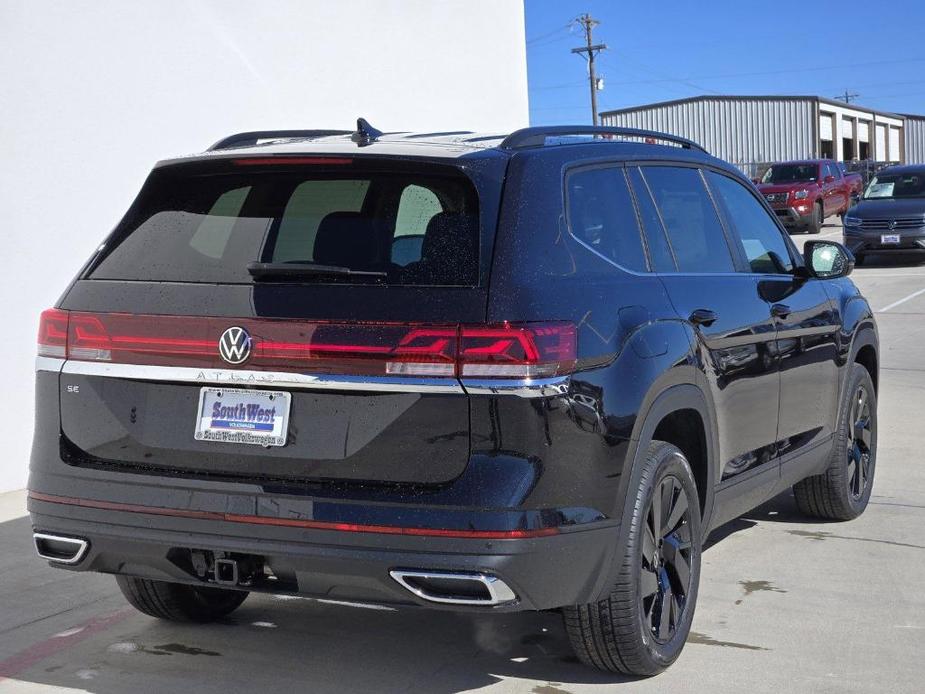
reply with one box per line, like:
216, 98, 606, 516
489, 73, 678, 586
571, 14, 607, 125
835, 90, 860, 104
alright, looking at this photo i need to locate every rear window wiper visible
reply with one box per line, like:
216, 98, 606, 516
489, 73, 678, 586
247, 262, 387, 281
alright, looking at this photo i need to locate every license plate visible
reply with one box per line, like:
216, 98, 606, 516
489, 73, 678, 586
881, 234, 901, 244
194, 387, 290, 447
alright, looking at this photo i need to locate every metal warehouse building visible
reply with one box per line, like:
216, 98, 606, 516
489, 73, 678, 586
600, 96, 919, 170
903, 114, 925, 164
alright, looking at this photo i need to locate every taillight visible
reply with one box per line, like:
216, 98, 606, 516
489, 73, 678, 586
37, 309, 69, 358
458, 323, 576, 378
37, 310, 576, 379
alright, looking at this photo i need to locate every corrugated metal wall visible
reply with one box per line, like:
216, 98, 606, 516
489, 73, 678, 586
904, 117, 925, 164
600, 98, 817, 168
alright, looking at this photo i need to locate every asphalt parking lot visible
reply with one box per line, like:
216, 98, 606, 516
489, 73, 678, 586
2, 220, 923, 694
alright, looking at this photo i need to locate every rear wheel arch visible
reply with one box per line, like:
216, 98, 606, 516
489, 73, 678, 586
594, 384, 716, 604
853, 339, 878, 394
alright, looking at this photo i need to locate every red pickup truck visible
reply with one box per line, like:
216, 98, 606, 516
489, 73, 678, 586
756, 159, 863, 234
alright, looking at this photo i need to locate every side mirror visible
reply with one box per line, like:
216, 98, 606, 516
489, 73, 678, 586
803, 240, 854, 279
824, 175, 836, 184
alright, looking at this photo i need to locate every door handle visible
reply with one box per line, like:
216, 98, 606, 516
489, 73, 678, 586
689, 309, 718, 326
771, 304, 792, 319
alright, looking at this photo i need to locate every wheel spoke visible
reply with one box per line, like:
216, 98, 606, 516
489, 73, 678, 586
642, 524, 657, 565
856, 416, 872, 449
846, 446, 858, 487
667, 547, 691, 594
640, 566, 658, 598
665, 490, 688, 535
856, 450, 866, 493
660, 478, 676, 536
658, 575, 673, 638
650, 485, 662, 540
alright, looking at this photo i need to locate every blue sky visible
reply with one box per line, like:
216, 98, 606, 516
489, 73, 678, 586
526, 0, 925, 124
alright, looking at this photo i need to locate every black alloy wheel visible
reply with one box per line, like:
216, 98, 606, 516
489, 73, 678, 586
563, 441, 702, 676
793, 363, 877, 520
847, 384, 873, 500
641, 474, 693, 643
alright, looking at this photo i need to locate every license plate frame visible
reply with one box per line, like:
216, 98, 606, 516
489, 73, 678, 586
881, 233, 901, 244
194, 387, 291, 447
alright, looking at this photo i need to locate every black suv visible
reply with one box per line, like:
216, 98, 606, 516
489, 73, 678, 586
29, 122, 879, 676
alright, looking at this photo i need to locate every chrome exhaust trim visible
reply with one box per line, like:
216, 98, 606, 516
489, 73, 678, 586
33, 533, 89, 565
389, 569, 517, 606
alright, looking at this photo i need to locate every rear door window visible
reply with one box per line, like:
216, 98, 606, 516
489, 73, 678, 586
90, 163, 480, 286
639, 166, 735, 273
566, 165, 648, 272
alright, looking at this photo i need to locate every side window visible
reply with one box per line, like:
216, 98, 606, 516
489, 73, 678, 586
627, 167, 676, 272
392, 184, 444, 265
706, 171, 794, 275
566, 165, 648, 272
272, 180, 370, 262
640, 166, 735, 273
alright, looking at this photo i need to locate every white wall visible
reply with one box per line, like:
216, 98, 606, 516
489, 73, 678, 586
0, 0, 528, 492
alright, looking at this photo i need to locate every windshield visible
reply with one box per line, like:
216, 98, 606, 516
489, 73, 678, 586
90, 163, 480, 286
863, 172, 925, 200
761, 164, 819, 184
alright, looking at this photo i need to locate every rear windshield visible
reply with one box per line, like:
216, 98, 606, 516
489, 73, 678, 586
761, 164, 818, 184
89, 162, 480, 285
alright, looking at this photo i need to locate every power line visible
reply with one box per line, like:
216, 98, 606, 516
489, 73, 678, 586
526, 23, 571, 45
570, 14, 607, 125
600, 57, 925, 87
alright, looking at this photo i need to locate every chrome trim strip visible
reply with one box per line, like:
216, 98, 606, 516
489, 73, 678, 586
60, 360, 464, 394
33, 533, 89, 565
389, 570, 517, 606
461, 376, 570, 397
57, 361, 569, 397
35, 356, 66, 373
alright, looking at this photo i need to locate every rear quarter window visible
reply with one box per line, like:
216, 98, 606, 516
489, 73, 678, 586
566, 165, 648, 273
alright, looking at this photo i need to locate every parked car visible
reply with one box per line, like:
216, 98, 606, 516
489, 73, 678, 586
757, 159, 862, 233
843, 164, 925, 265
29, 122, 879, 677
842, 159, 893, 189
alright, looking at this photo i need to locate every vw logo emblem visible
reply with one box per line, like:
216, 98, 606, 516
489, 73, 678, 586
218, 326, 252, 365
888, 219, 897, 231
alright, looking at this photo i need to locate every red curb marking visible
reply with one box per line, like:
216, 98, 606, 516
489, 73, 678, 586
0, 609, 133, 681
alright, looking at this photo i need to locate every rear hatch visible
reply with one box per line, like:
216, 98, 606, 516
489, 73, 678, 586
49, 153, 508, 485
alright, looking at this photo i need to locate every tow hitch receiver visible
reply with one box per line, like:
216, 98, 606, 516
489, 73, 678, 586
214, 557, 239, 586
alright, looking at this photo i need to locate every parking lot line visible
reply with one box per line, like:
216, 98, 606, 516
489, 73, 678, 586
878, 287, 925, 313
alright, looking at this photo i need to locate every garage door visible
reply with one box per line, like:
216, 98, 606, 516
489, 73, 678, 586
889, 127, 901, 162
876, 125, 887, 160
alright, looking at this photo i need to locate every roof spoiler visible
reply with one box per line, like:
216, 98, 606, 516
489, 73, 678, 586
208, 130, 352, 151
499, 126, 706, 153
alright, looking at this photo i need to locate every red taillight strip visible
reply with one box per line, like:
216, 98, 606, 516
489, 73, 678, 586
233, 157, 353, 166
28, 492, 559, 539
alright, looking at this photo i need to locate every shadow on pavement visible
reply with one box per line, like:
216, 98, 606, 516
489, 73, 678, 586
0, 514, 640, 692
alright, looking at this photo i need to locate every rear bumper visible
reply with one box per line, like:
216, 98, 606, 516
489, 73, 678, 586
29, 494, 618, 611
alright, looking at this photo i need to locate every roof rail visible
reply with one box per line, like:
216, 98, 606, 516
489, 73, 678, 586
499, 126, 706, 153
208, 130, 352, 151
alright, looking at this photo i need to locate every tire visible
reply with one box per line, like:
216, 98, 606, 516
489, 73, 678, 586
854, 253, 865, 267
807, 202, 823, 234
116, 576, 248, 622
793, 363, 877, 521
563, 441, 702, 676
